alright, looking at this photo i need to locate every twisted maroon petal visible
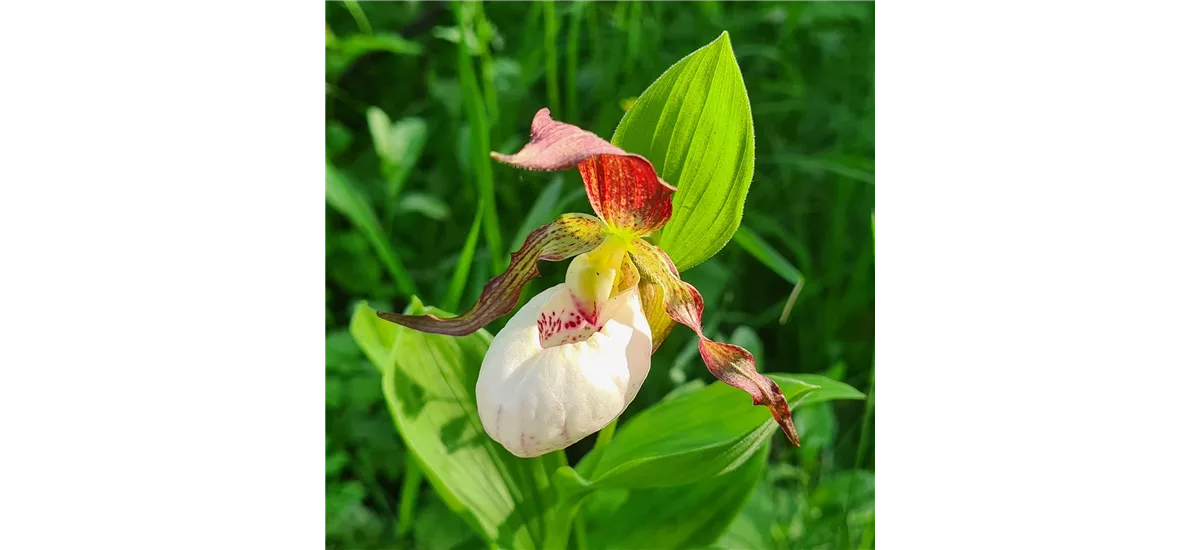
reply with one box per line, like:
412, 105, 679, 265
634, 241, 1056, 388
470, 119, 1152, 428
377, 213, 606, 335
628, 239, 800, 446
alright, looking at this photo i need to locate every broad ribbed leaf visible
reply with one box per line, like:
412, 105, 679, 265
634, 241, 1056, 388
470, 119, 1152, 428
575, 374, 863, 489
350, 301, 564, 549
612, 31, 755, 271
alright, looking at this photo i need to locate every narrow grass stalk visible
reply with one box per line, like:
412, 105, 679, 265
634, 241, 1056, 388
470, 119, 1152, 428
474, 2, 500, 129
622, 1, 642, 80
456, 1, 505, 274
565, 1, 583, 122
543, 0, 561, 115
395, 453, 422, 536
779, 277, 805, 325
855, 359, 875, 469
443, 200, 485, 311
343, 0, 372, 34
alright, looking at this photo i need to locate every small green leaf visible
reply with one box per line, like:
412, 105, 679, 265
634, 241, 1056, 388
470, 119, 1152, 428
788, 373, 866, 406
575, 374, 863, 490
581, 441, 771, 550
339, 32, 423, 57
327, 32, 422, 80
349, 301, 566, 549
612, 31, 755, 271
396, 192, 450, 221
365, 108, 428, 198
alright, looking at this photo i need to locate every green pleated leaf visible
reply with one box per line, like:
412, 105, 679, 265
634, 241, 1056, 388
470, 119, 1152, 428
612, 31, 754, 272
350, 300, 566, 549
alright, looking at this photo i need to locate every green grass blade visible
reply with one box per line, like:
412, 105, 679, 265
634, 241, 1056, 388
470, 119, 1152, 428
443, 201, 485, 312
325, 162, 416, 296
456, 1, 505, 274
543, 0, 561, 115
396, 453, 422, 536
855, 358, 875, 469
474, 2, 500, 129
732, 226, 803, 285
343, 0, 372, 34
565, 1, 583, 122
763, 154, 875, 185
623, 1, 642, 80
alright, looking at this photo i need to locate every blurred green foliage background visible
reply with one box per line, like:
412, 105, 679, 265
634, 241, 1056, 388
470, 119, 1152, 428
325, 1, 874, 548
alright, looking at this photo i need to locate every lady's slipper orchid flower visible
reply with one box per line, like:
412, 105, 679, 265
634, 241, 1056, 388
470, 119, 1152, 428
378, 108, 799, 457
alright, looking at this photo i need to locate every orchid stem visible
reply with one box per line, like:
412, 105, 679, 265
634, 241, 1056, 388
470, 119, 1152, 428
594, 416, 618, 451
572, 513, 589, 550
396, 453, 421, 536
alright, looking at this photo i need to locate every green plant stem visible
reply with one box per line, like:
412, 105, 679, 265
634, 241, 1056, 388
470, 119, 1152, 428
572, 513, 589, 550
343, 0, 372, 34
545, 498, 585, 550
576, 416, 618, 479
396, 453, 422, 536
594, 416, 618, 450
543, 0, 561, 115
855, 359, 875, 469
